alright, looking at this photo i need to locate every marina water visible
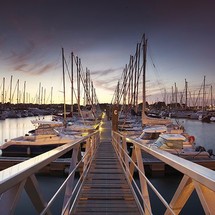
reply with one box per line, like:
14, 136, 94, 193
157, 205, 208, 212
1, 116, 214, 152
0, 117, 214, 214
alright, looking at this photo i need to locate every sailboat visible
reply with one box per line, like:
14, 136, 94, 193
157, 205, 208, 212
141, 35, 172, 127
58, 49, 100, 134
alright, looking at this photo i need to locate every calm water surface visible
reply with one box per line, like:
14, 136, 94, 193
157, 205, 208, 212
175, 118, 215, 152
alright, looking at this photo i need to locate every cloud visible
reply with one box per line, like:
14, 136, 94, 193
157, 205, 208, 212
33, 63, 56, 75
91, 67, 123, 77
13, 61, 57, 75
5, 40, 35, 63
3, 39, 58, 76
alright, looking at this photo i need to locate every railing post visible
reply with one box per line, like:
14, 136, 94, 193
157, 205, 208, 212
135, 145, 152, 214
112, 105, 118, 132
0, 180, 26, 215
122, 136, 129, 174
84, 137, 91, 171
25, 175, 52, 215
193, 180, 215, 214
62, 144, 80, 214
129, 144, 137, 182
165, 175, 194, 215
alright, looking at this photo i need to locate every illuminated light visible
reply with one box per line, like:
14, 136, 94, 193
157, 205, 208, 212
99, 126, 104, 132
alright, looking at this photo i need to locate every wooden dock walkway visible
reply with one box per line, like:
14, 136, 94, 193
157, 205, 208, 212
72, 118, 142, 215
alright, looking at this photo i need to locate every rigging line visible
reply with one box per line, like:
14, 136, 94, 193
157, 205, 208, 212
118, 67, 129, 104
62, 52, 93, 111
194, 79, 205, 106
11, 80, 18, 102
67, 53, 91, 105
72, 83, 88, 125
64, 55, 72, 81
148, 44, 166, 97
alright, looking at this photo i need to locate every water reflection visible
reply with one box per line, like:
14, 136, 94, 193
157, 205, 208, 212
0, 116, 52, 145
177, 118, 215, 151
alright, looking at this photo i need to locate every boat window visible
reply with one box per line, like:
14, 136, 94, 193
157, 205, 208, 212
140, 132, 160, 140
153, 137, 166, 148
151, 133, 161, 139
165, 140, 183, 149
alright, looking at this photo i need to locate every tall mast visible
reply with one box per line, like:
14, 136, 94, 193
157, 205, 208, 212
85, 68, 88, 106
41, 86, 43, 104
134, 43, 140, 113
62, 48, 67, 126
2, 77, 5, 104
210, 85, 213, 110
23, 81, 26, 104
123, 65, 127, 108
77, 57, 81, 116
71, 52, 74, 114
202, 76, 206, 111
142, 34, 147, 118
43, 88, 46, 104
185, 79, 188, 109
141, 35, 171, 127
50, 86, 53, 104
38, 82, 41, 104
91, 81, 94, 107
17, 79, 19, 104
130, 55, 134, 107
9, 75, 13, 103
174, 82, 177, 108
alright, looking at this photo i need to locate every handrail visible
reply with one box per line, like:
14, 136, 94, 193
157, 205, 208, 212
126, 136, 215, 191
0, 130, 100, 214
1, 128, 214, 214
112, 131, 215, 215
112, 134, 175, 215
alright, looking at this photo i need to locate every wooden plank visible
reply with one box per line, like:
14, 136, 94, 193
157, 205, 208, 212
72, 139, 141, 215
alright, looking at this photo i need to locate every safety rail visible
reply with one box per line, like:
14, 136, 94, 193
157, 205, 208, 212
0, 130, 100, 215
112, 131, 215, 215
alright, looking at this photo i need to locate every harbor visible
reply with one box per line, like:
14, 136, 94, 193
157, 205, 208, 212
0, 33, 214, 214
1, 0, 215, 214
0, 114, 215, 174
0, 113, 214, 214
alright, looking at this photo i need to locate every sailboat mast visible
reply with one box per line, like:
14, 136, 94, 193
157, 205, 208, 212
71, 52, 74, 114
43, 88, 46, 105
38, 82, 41, 104
185, 79, 188, 109
9, 75, 13, 103
142, 35, 147, 119
2, 77, 5, 104
50, 86, 53, 104
202, 76, 206, 111
77, 58, 81, 116
23, 81, 26, 104
41, 86, 43, 104
211, 85, 213, 110
62, 48, 67, 126
175, 82, 178, 108
17, 79, 19, 104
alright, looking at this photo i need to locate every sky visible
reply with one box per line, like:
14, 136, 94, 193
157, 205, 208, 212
0, 0, 215, 105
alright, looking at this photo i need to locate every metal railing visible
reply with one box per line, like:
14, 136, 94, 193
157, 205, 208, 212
112, 131, 215, 215
1, 128, 214, 215
0, 130, 100, 215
